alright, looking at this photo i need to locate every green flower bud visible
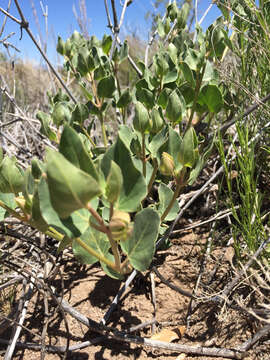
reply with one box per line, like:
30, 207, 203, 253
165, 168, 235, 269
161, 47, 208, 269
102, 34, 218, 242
133, 102, 150, 134
65, 38, 72, 58
160, 152, 175, 176
56, 36, 65, 55
150, 108, 164, 134
52, 102, 72, 126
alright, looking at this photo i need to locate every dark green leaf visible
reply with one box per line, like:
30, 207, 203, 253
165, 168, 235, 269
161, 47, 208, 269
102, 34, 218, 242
157, 88, 172, 109
36, 111, 57, 142
133, 102, 150, 133
71, 103, 89, 125
180, 61, 195, 86
117, 89, 132, 108
97, 75, 116, 98
136, 87, 155, 109
166, 89, 186, 124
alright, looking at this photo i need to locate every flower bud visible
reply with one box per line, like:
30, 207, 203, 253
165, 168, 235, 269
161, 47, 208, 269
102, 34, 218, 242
150, 108, 164, 134
133, 102, 150, 134
160, 152, 175, 176
15, 196, 26, 210
109, 210, 133, 242
56, 36, 65, 55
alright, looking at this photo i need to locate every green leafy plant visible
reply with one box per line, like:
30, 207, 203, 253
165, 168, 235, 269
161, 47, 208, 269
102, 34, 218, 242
0, 1, 231, 279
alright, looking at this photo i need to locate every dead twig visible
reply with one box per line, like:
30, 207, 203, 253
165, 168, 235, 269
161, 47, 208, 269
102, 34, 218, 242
3, 277, 35, 360
150, 272, 156, 334
0, 2, 77, 103
237, 324, 270, 352
59, 297, 245, 359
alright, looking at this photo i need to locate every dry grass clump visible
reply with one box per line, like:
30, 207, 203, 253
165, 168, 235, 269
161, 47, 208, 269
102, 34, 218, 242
0, 58, 55, 113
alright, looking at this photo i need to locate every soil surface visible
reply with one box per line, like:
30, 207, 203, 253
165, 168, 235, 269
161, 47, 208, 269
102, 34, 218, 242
1, 230, 269, 360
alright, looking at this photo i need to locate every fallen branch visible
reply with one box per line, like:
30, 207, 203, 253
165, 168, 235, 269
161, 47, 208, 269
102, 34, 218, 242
59, 297, 245, 359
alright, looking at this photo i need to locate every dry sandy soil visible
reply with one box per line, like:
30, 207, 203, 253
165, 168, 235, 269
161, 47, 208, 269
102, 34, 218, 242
1, 228, 269, 360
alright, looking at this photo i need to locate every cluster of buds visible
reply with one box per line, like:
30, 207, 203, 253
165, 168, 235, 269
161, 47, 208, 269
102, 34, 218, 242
109, 210, 133, 242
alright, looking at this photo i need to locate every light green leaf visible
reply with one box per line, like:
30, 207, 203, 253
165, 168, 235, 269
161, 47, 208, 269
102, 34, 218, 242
157, 182, 179, 221
148, 126, 168, 162
0, 156, 24, 194
163, 68, 178, 84
52, 102, 72, 126
101, 136, 147, 212
101, 35, 112, 55
38, 177, 90, 238
73, 226, 107, 265
198, 84, 223, 113
105, 161, 123, 204
46, 149, 101, 218
178, 127, 197, 168
120, 208, 160, 271
59, 125, 99, 182
0, 193, 16, 220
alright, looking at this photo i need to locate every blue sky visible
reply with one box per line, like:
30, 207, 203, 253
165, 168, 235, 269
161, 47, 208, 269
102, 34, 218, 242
0, 0, 221, 64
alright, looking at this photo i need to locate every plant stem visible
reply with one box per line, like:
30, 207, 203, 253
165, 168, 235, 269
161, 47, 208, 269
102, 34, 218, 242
142, 133, 146, 177
100, 115, 108, 147
87, 202, 121, 272
160, 180, 183, 222
81, 126, 96, 148
107, 231, 121, 272
74, 237, 118, 271
87, 203, 107, 232
185, 64, 206, 135
46, 227, 64, 241
0, 201, 25, 221
147, 158, 158, 194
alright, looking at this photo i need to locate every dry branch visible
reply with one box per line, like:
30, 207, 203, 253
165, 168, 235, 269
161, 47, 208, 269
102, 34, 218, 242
59, 297, 245, 359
